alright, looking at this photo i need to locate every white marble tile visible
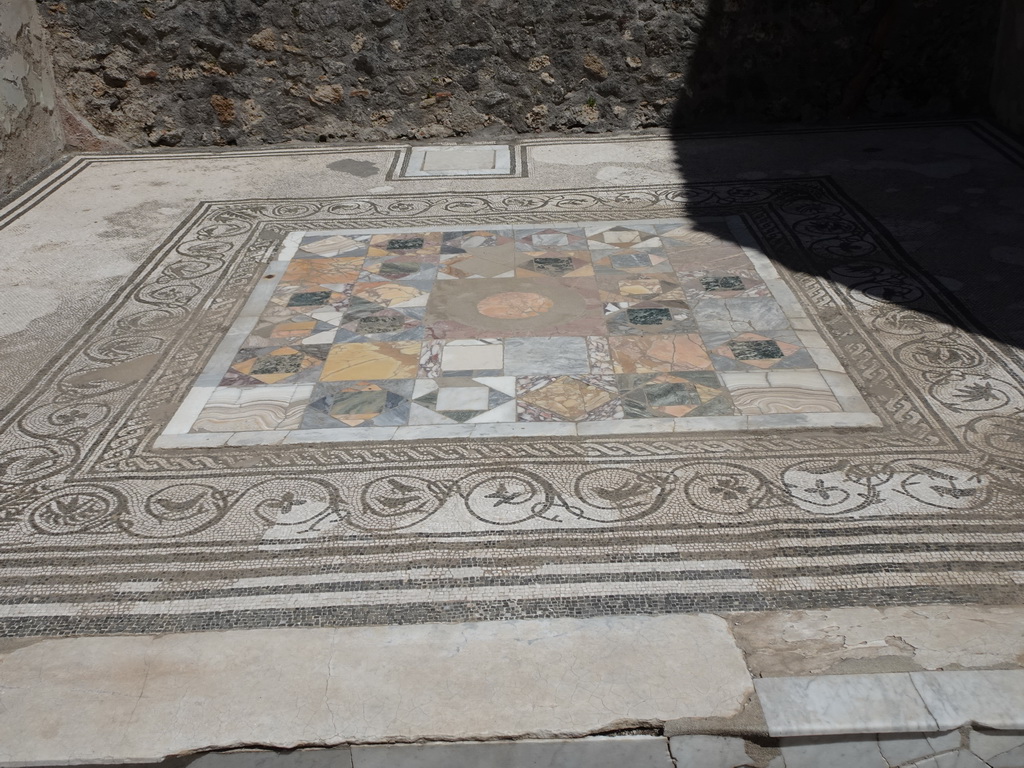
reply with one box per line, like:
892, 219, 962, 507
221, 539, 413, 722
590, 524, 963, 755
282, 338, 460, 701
911, 671, 1024, 731
441, 339, 503, 371
673, 415, 748, 432
162, 386, 215, 435
778, 735, 888, 768
575, 418, 669, 436
405, 145, 513, 177
667, 735, 753, 768
806, 345, 845, 372
353, 736, 673, 768
0, 615, 750, 764
277, 230, 305, 262
153, 431, 232, 449
469, 421, 576, 438
226, 430, 290, 446
878, 732, 961, 767
755, 673, 939, 736
283, 427, 397, 443
436, 386, 490, 411
969, 730, 1024, 763
392, 424, 476, 440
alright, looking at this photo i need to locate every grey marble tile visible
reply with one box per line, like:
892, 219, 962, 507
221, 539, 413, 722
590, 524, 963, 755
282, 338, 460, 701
969, 730, 1024, 764
878, 731, 961, 767
153, 431, 231, 449
187, 748, 352, 768
668, 735, 755, 768
352, 736, 672, 768
912, 670, 1024, 731
779, 735, 888, 768
504, 336, 590, 375
756, 673, 939, 736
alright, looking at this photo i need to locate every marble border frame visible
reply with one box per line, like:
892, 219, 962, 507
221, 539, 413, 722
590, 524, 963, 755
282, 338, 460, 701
155, 216, 878, 449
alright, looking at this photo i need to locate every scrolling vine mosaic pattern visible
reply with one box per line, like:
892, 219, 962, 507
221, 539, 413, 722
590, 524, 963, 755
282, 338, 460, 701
1, 179, 1022, 636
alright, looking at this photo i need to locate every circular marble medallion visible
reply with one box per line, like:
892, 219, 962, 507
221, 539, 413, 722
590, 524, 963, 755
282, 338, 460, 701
476, 291, 555, 319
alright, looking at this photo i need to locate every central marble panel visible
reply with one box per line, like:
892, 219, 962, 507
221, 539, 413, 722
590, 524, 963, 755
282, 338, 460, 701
159, 218, 876, 446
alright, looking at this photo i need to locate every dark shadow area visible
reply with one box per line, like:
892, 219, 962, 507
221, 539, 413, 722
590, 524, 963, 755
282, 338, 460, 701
666, 0, 1024, 350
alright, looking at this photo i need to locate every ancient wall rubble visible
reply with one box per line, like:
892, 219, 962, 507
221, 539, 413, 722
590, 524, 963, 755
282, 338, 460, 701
37, 0, 999, 148
1, 0, 63, 195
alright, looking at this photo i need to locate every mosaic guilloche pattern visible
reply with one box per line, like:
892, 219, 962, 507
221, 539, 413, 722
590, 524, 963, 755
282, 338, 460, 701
161, 218, 876, 445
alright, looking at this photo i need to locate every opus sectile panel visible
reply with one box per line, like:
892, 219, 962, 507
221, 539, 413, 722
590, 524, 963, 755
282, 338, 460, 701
159, 217, 876, 447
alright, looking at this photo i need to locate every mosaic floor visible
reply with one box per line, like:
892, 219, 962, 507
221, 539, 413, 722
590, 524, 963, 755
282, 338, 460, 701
2, 126, 1024, 637
160, 218, 874, 446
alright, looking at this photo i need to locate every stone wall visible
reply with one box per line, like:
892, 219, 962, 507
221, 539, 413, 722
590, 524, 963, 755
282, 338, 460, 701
37, 0, 999, 148
1, 0, 63, 196
992, 0, 1024, 137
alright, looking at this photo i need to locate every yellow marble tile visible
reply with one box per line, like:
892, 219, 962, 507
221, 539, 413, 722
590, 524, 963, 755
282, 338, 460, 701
610, 334, 712, 373
321, 341, 422, 381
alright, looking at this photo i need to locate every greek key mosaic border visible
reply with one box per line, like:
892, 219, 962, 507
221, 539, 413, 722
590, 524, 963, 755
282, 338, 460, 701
2, 178, 1024, 634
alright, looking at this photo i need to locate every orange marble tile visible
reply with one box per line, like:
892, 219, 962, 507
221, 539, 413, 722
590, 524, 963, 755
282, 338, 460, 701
609, 334, 712, 373
320, 341, 422, 381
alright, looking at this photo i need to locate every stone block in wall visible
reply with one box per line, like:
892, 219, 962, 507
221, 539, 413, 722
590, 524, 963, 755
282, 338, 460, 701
0, 0, 63, 196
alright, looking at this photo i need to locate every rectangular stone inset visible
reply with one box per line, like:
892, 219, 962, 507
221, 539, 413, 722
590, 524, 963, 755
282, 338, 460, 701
404, 144, 514, 177
422, 147, 497, 172
159, 217, 878, 447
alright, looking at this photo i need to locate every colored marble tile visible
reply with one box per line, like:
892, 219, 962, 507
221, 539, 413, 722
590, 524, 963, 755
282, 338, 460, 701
514, 226, 589, 252
476, 291, 555, 319
193, 384, 313, 432
282, 256, 365, 286
705, 330, 815, 371
605, 302, 697, 336
693, 297, 790, 333
438, 229, 518, 279
515, 250, 594, 278
320, 341, 422, 381
300, 379, 413, 428
439, 339, 504, 375
596, 275, 688, 304
584, 223, 662, 251
409, 376, 516, 424
609, 334, 713, 374
295, 233, 371, 259
180, 217, 867, 440
617, 371, 734, 418
592, 250, 674, 276
367, 232, 443, 258
721, 370, 843, 415
331, 300, 425, 342
678, 271, 771, 302
517, 375, 622, 422
504, 336, 591, 376
360, 255, 438, 282
222, 345, 330, 386
585, 335, 616, 375
425, 276, 606, 340
351, 280, 430, 308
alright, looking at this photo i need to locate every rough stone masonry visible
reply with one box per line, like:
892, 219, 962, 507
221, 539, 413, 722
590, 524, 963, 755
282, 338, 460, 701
38, 0, 997, 148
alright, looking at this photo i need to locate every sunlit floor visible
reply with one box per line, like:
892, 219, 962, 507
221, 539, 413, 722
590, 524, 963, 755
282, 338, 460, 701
1, 121, 1022, 764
